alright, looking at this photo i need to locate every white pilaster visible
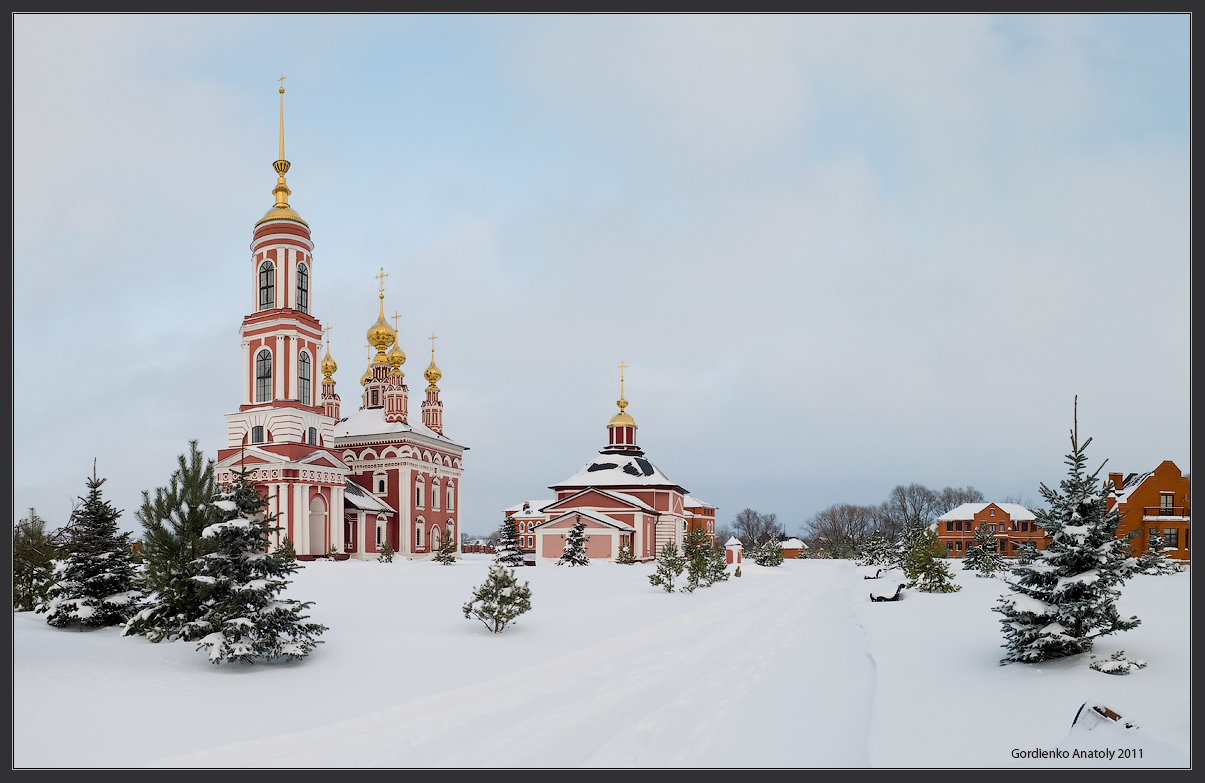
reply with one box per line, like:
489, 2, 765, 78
294, 482, 308, 555
275, 335, 285, 400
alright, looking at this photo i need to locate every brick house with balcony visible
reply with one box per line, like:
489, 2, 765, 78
935, 502, 1045, 557
1104, 460, 1191, 562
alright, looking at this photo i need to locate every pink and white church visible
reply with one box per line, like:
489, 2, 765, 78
214, 82, 466, 561
503, 369, 716, 563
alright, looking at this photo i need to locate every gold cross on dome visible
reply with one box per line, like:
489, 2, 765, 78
323, 324, 332, 343
278, 74, 286, 92
618, 361, 627, 399
375, 267, 389, 294
393, 311, 401, 332
429, 332, 438, 356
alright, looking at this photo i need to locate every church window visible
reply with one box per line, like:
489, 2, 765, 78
255, 349, 272, 402
371, 389, 379, 406
307, 427, 318, 446
415, 480, 424, 508
432, 479, 441, 511
415, 525, 423, 548
296, 262, 309, 314
447, 482, 455, 511
251, 426, 264, 444
298, 352, 312, 406
258, 261, 275, 310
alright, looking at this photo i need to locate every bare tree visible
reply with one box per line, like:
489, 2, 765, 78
936, 485, 985, 514
805, 504, 877, 557
731, 509, 782, 547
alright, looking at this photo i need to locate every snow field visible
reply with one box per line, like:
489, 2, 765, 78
13, 556, 1188, 767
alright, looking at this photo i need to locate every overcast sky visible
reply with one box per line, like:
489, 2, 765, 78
13, 14, 1190, 537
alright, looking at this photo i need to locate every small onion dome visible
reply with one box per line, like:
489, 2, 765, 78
359, 360, 372, 387
366, 310, 395, 357
387, 341, 406, 372
607, 398, 636, 428
321, 344, 337, 382
425, 357, 442, 389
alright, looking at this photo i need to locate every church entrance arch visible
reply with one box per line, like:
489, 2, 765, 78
309, 496, 326, 555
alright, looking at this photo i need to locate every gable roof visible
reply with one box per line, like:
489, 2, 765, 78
537, 509, 636, 532
344, 480, 396, 514
553, 452, 684, 492
542, 487, 656, 514
333, 406, 464, 449
936, 502, 1036, 522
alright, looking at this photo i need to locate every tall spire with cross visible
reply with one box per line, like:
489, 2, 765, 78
421, 332, 444, 433
272, 75, 292, 209
366, 267, 395, 365
605, 361, 639, 452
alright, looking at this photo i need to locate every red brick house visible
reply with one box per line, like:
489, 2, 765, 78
1104, 461, 1191, 561
935, 502, 1045, 557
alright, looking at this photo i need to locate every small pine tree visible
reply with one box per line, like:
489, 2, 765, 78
124, 441, 223, 642
13, 508, 63, 612
682, 526, 711, 592
615, 542, 636, 564
558, 520, 590, 566
495, 516, 525, 567
903, 527, 961, 593
648, 540, 685, 592
962, 524, 1007, 577
186, 467, 327, 663
1136, 531, 1181, 575
751, 536, 784, 567
377, 537, 395, 563
857, 531, 895, 568
277, 536, 297, 562
1014, 539, 1037, 565
994, 402, 1139, 664
433, 527, 458, 564
463, 563, 532, 633
40, 467, 142, 629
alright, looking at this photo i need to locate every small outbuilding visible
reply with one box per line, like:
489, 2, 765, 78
725, 536, 743, 565
780, 538, 808, 559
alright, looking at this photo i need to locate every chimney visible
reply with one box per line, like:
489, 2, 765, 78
523, 502, 530, 511
1108, 472, 1124, 492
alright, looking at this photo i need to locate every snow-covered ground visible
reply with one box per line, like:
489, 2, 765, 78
13, 557, 1189, 768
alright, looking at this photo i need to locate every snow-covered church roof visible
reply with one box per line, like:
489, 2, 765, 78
553, 452, 681, 490
333, 406, 463, 448
937, 502, 1036, 522
344, 480, 396, 514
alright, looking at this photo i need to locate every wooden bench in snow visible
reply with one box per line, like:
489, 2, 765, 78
864, 569, 883, 580
870, 584, 906, 602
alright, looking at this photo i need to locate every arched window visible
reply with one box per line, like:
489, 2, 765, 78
415, 479, 425, 509
255, 349, 272, 402
298, 352, 312, 406
432, 479, 441, 511
447, 482, 455, 512
296, 262, 309, 314
251, 425, 264, 444
307, 426, 318, 446
415, 522, 424, 549
258, 261, 275, 310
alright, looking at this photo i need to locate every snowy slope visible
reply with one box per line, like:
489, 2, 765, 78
13, 559, 1188, 768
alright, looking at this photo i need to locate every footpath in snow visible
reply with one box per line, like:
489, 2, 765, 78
12, 557, 1188, 767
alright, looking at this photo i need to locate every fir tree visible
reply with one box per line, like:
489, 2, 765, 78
856, 531, 895, 568
377, 537, 394, 563
1014, 539, 1037, 565
903, 527, 961, 593
683, 528, 730, 592
186, 467, 326, 663
615, 542, 636, 564
495, 516, 525, 567
1136, 531, 1181, 575
558, 520, 590, 566
433, 527, 458, 564
124, 441, 223, 642
277, 536, 297, 562
13, 508, 64, 612
463, 563, 532, 633
751, 536, 784, 567
962, 523, 1007, 577
40, 466, 142, 629
648, 540, 685, 592
994, 401, 1139, 664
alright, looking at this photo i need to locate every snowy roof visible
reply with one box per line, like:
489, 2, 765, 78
344, 480, 396, 514
683, 495, 715, 509
781, 538, 807, 549
1109, 470, 1153, 505
503, 500, 556, 518
538, 508, 636, 532
333, 406, 463, 448
936, 502, 1036, 522
725, 536, 743, 548
553, 451, 683, 491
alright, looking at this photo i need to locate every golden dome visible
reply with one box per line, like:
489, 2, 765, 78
607, 398, 636, 429
359, 356, 372, 386
387, 341, 406, 371
425, 357, 442, 388
321, 342, 337, 382
256, 204, 308, 228
366, 301, 396, 360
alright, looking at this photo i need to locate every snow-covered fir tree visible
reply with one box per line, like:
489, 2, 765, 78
994, 403, 1139, 664
648, 540, 685, 592
962, 523, 1007, 577
125, 441, 223, 642
40, 467, 142, 629
856, 531, 895, 568
495, 516, 525, 567
185, 468, 327, 664
615, 542, 636, 564
683, 526, 729, 592
377, 537, 394, 562
433, 527, 458, 564
1136, 531, 1181, 575
751, 536, 784, 567
463, 562, 532, 633
903, 527, 960, 593
13, 508, 64, 612
558, 520, 590, 566
1014, 539, 1037, 565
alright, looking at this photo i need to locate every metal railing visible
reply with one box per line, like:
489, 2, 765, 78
1144, 507, 1190, 518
